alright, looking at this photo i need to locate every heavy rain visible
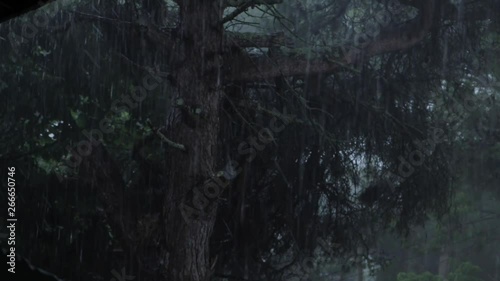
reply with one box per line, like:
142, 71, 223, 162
0, 0, 499, 281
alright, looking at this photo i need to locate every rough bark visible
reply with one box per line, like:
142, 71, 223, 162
162, 1, 223, 281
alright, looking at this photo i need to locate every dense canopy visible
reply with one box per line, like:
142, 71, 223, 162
1, 0, 499, 281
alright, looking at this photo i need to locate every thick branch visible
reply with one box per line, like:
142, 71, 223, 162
228, 0, 436, 81
225, 49, 352, 82
224, 0, 282, 8
222, 0, 283, 23
226, 31, 294, 48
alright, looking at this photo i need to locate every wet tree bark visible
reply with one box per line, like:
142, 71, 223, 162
161, 2, 223, 281
438, 228, 452, 281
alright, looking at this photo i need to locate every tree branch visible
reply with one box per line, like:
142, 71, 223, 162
146, 120, 186, 152
225, 47, 357, 81
228, 0, 436, 81
345, 0, 436, 64
226, 31, 294, 48
222, 0, 283, 23
224, 0, 283, 8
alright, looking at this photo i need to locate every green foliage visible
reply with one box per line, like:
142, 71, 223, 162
448, 262, 483, 281
396, 262, 484, 281
397, 272, 442, 281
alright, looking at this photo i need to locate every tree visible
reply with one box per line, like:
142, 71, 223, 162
1, 0, 500, 281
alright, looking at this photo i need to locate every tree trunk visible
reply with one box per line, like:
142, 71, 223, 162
438, 229, 452, 281
438, 244, 450, 281
162, 2, 223, 281
495, 255, 499, 281
357, 246, 364, 281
